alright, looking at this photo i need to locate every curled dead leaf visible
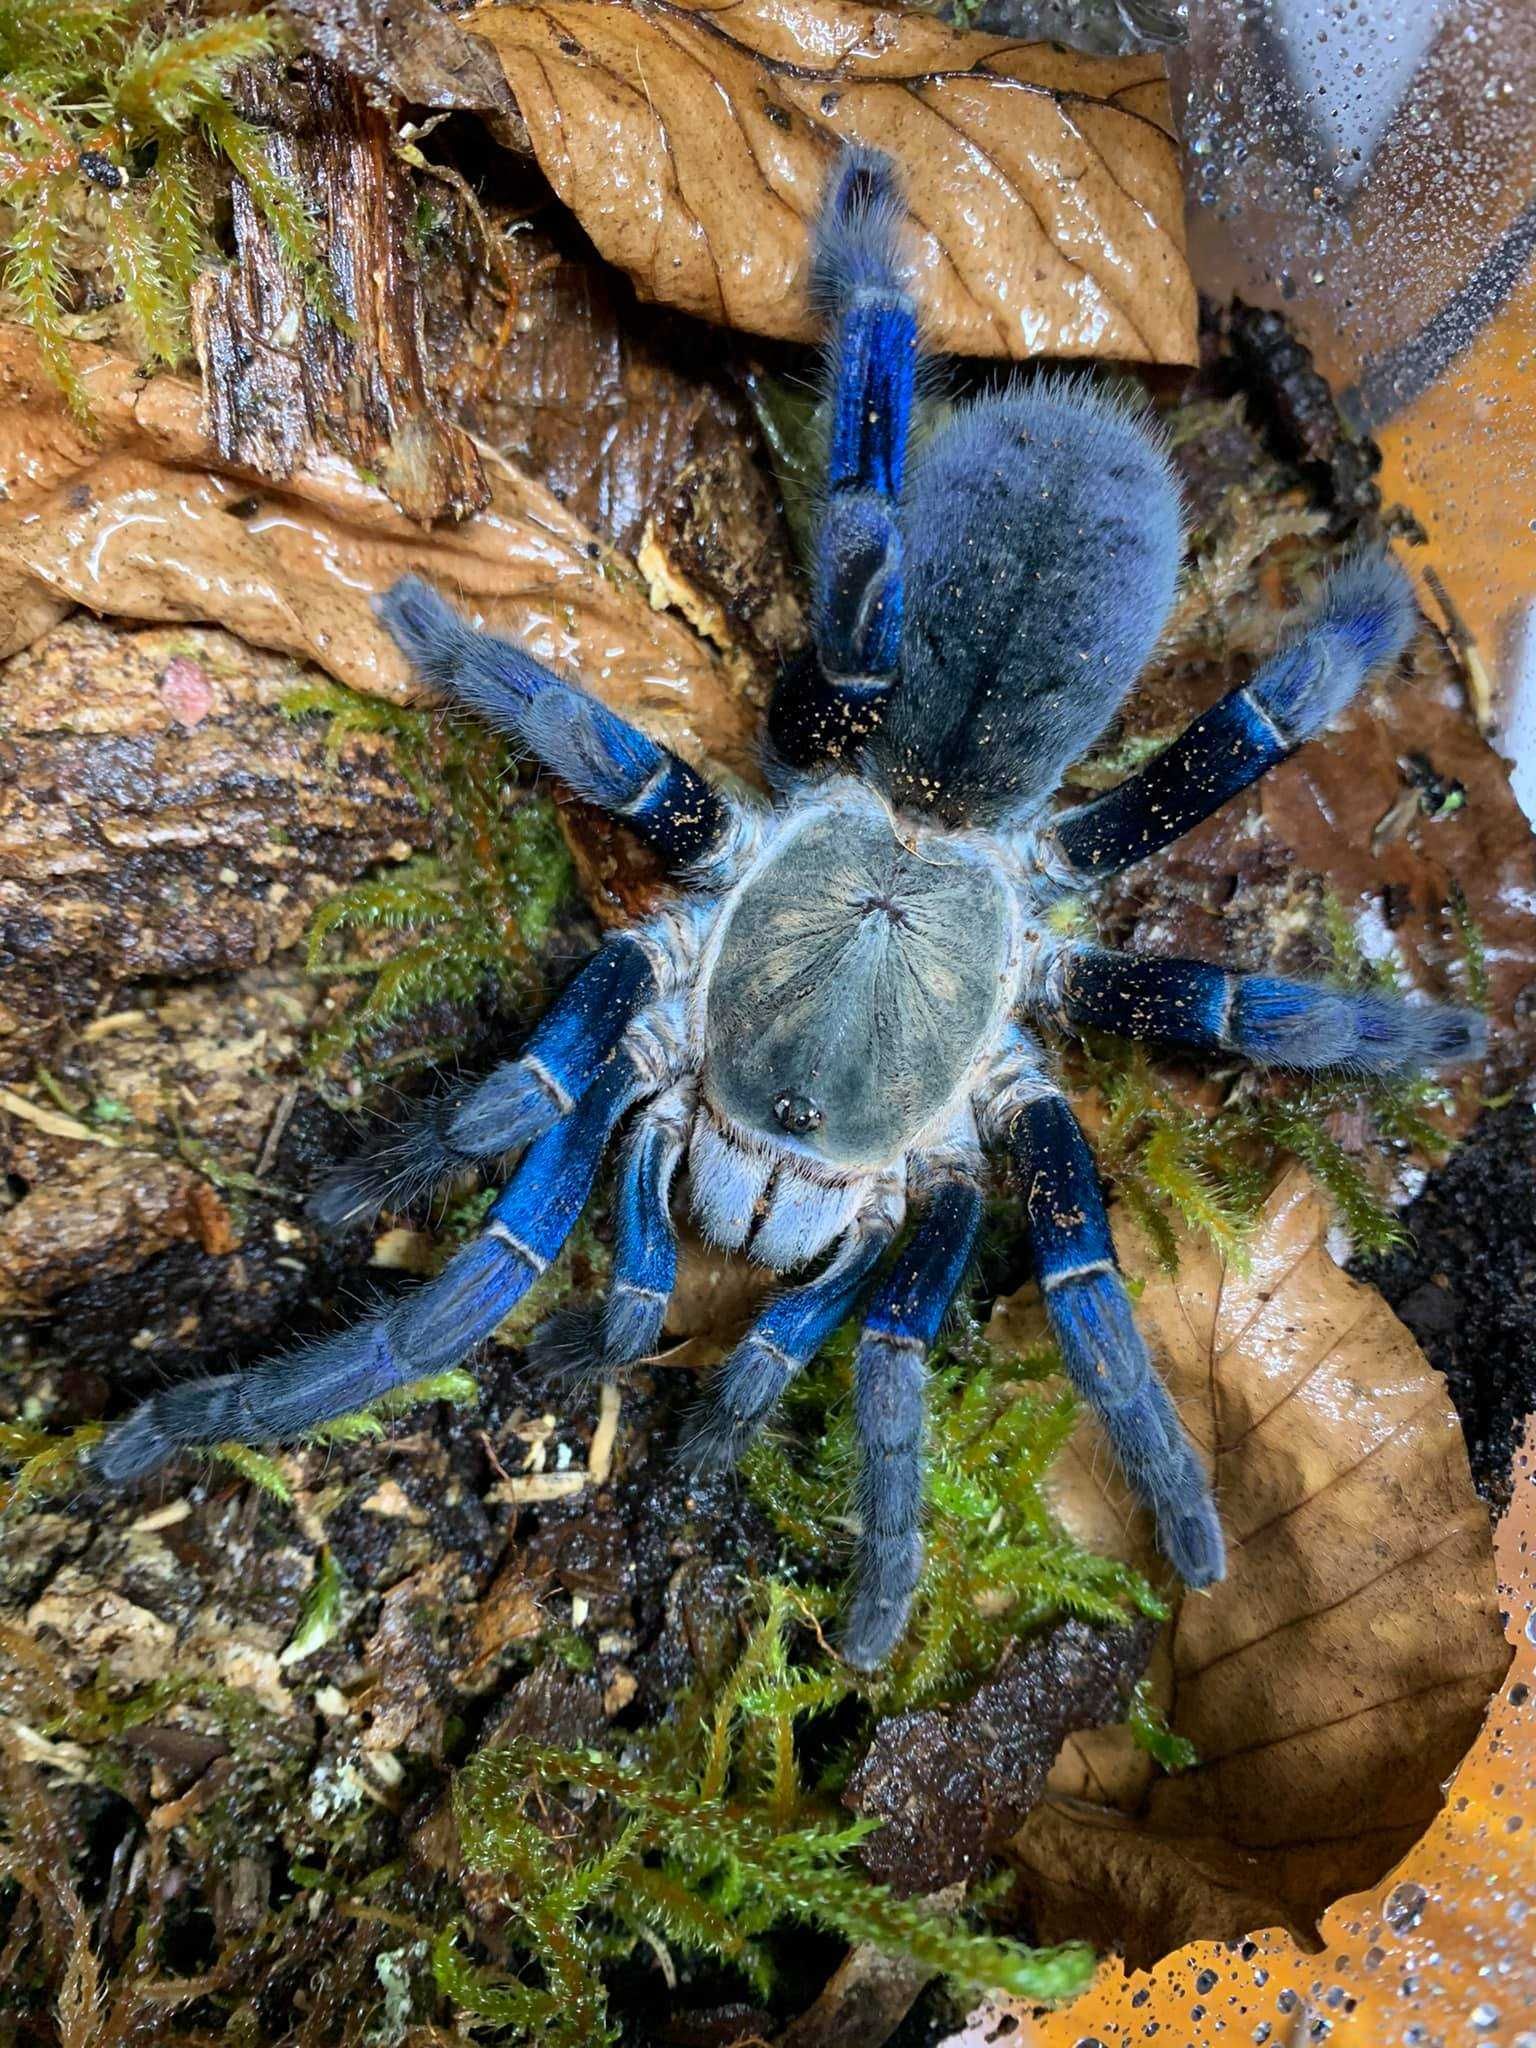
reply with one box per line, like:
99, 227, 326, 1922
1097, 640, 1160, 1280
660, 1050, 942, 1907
0, 327, 755, 774
945, 1420, 1536, 2048
470, 0, 1196, 363
988, 1165, 1508, 1964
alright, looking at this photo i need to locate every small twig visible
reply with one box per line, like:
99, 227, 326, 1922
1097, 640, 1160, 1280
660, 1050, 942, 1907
255, 1082, 300, 1180
0, 1086, 120, 1149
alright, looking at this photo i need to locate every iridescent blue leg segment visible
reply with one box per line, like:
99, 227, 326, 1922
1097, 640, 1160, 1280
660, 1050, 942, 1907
311, 935, 659, 1229
683, 1200, 901, 1469
769, 148, 917, 771
1051, 551, 1418, 882
1054, 945, 1484, 1074
602, 1087, 690, 1367
95, 1055, 645, 1484
1008, 1094, 1224, 1588
377, 577, 736, 873
842, 1176, 983, 1671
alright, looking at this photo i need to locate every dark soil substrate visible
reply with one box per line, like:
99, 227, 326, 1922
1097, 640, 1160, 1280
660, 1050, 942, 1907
1354, 1097, 1536, 1514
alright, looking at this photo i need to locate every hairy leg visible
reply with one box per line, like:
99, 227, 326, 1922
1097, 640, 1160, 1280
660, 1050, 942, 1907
377, 578, 749, 877
769, 148, 916, 771
1001, 1091, 1224, 1587
682, 1183, 904, 1469
95, 1054, 646, 1484
602, 1083, 691, 1368
311, 934, 661, 1230
842, 1174, 983, 1670
1051, 945, 1484, 1073
1047, 552, 1417, 883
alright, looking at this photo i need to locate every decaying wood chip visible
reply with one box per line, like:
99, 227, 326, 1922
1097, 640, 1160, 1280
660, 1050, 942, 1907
0, 614, 426, 1085
280, 0, 525, 140
845, 1616, 1154, 1895
194, 57, 486, 525
0, 327, 755, 775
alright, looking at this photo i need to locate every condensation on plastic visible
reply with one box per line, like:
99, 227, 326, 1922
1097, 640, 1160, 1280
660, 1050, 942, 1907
1172, 0, 1536, 819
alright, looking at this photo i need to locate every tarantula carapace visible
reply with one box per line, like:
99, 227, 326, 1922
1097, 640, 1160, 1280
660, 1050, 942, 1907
96, 151, 1480, 1668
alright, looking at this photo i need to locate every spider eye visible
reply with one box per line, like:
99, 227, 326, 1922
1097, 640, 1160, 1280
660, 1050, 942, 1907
773, 1091, 824, 1137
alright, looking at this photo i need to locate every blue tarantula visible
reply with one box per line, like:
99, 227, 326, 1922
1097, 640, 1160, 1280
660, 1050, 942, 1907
96, 151, 1480, 1668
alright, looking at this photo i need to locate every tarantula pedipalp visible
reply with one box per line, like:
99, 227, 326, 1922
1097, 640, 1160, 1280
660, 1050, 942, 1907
95, 150, 1481, 1668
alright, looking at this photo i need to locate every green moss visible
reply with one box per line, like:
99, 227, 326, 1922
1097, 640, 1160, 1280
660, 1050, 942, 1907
0, 1420, 103, 1515
743, 1316, 1166, 1714
0, 3, 333, 418
284, 678, 574, 1066
1077, 880, 1486, 1267
447, 1585, 1094, 2044
1128, 1677, 1197, 1772
281, 1544, 350, 1664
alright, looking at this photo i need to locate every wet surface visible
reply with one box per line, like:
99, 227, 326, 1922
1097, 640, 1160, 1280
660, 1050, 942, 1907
846, 1617, 1155, 1897
471, 0, 1196, 362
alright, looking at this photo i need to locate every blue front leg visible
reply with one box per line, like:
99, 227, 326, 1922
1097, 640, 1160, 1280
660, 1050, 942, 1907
683, 1200, 900, 1469
842, 1176, 983, 1671
1008, 1094, 1224, 1588
602, 1088, 690, 1367
1054, 946, 1483, 1073
1051, 552, 1417, 882
769, 149, 917, 771
96, 1055, 645, 1484
312, 935, 659, 1229
378, 578, 738, 874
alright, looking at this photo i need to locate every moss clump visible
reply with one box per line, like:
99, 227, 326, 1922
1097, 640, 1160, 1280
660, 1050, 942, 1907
743, 1318, 1166, 1711
446, 1585, 1095, 2045
1076, 881, 1486, 1268
284, 678, 574, 1068
0, 1420, 103, 1515
0, 1, 331, 416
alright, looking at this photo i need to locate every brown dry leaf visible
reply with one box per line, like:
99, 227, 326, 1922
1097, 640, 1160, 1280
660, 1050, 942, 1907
990, 1164, 1508, 1964
0, 328, 756, 774
947, 1422, 1536, 2048
470, 0, 1195, 363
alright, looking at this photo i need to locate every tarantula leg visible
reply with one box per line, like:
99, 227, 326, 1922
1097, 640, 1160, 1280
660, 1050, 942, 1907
682, 1195, 902, 1472
94, 1054, 645, 1485
1049, 551, 1418, 884
312, 935, 660, 1230
601, 1085, 691, 1368
841, 1175, 983, 1672
1007, 1094, 1225, 1589
770, 148, 917, 770
377, 577, 744, 876
1052, 946, 1485, 1074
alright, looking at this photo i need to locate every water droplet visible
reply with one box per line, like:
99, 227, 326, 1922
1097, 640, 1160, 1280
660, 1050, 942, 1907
1384, 1880, 1428, 1932
1472, 2008, 1500, 2030
1196, 1970, 1219, 1995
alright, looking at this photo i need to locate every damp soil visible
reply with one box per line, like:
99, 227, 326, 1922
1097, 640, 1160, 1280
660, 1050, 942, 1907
1354, 1098, 1536, 1515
